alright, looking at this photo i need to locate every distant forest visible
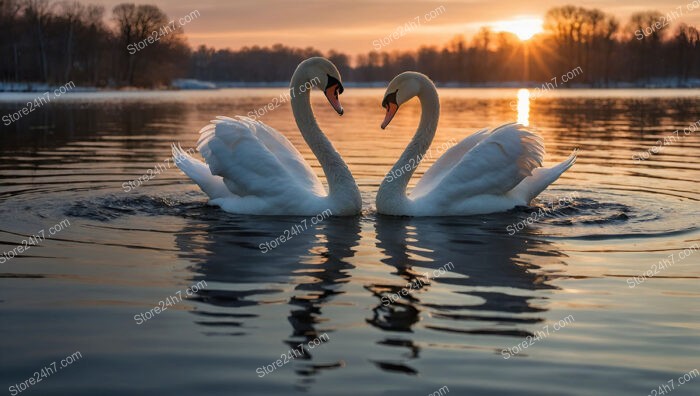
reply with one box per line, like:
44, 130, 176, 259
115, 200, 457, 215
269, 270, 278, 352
1, 0, 699, 87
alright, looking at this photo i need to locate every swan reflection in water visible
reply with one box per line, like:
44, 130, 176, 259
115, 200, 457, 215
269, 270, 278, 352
367, 214, 560, 375
173, 209, 565, 382
174, 211, 361, 388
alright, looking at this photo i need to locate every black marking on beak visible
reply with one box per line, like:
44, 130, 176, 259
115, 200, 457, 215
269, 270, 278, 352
326, 75, 344, 94
382, 90, 398, 109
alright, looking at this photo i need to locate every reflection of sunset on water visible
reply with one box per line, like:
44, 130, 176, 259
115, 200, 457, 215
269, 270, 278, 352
517, 88, 531, 126
1, 0, 700, 394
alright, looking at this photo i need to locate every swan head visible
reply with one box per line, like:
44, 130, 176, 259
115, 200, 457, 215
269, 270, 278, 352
295, 57, 345, 115
381, 72, 432, 129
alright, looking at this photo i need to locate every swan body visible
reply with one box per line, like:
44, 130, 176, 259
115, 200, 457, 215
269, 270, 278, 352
376, 72, 577, 216
173, 57, 361, 216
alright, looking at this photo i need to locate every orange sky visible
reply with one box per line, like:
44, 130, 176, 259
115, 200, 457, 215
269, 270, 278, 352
94, 0, 700, 54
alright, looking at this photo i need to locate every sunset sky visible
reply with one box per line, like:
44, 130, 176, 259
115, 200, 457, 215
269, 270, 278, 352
96, 0, 700, 54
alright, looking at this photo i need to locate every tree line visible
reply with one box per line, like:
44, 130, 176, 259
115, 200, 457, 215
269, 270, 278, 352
346, 7, 700, 85
0, 0, 189, 87
1, 1, 698, 87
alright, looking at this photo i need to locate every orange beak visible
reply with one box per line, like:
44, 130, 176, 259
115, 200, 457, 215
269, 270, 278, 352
324, 85, 344, 115
381, 102, 399, 130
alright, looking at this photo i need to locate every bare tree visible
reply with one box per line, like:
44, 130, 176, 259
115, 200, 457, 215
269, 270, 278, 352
57, 1, 85, 81
113, 3, 170, 85
23, 0, 52, 81
0, 0, 23, 80
628, 11, 666, 81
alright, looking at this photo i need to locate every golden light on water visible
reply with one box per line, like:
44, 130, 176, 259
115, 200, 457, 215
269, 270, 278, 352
517, 88, 530, 126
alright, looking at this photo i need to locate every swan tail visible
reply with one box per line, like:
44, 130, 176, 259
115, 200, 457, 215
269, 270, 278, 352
509, 149, 578, 204
171, 143, 230, 199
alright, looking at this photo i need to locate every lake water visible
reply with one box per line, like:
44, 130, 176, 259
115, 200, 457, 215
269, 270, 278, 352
0, 88, 699, 396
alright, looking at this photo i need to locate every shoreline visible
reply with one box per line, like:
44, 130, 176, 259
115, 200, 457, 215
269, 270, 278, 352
1, 79, 700, 93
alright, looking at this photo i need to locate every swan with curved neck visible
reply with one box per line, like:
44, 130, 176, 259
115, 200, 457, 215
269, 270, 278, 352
173, 57, 362, 216
376, 71, 577, 216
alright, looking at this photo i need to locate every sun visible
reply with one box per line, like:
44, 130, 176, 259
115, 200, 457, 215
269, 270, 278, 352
493, 18, 543, 41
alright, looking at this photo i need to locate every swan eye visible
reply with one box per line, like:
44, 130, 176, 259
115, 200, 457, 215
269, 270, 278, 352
326, 75, 344, 95
382, 90, 398, 109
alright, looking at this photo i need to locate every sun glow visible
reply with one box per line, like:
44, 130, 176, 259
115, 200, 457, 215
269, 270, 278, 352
493, 18, 543, 41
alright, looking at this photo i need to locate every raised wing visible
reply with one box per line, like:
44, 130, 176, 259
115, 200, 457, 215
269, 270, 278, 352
196, 116, 325, 197
172, 144, 231, 199
411, 128, 490, 199
412, 123, 545, 203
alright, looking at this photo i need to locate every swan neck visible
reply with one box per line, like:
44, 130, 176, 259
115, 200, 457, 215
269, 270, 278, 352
378, 80, 439, 205
290, 71, 359, 209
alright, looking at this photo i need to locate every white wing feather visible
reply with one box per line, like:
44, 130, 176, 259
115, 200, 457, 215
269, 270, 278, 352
411, 128, 490, 198
171, 144, 231, 199
196, 117, 325, 197
412, 123, 545, 204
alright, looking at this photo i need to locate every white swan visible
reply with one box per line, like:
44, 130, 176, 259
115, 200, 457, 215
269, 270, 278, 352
172, 57, 361, 216
376, 72, 577, 216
